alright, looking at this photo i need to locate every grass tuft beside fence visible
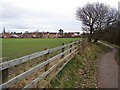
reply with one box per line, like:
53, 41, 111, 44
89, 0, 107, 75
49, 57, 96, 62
49, 43, 110, 88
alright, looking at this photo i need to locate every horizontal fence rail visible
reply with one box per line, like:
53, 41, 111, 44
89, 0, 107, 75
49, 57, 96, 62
1, 39, 88, 89
23, 48, 78, 89
0, 41, 78, 71
1, 46, 77, 88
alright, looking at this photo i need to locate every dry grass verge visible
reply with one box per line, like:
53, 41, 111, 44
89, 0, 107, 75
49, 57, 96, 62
48, 43, 110, 88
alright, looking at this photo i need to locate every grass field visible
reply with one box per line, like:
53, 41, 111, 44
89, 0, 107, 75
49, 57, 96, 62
2, 38, 79, 61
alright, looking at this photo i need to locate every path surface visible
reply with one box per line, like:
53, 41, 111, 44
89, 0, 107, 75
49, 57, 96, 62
97, 42, 118, 88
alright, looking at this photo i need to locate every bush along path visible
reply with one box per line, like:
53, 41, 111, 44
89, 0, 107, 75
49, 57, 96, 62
47, 43, 110, 88
97, 42, 118, 88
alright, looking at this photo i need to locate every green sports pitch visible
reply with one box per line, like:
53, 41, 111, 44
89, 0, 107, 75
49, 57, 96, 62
1, 38, 80, 61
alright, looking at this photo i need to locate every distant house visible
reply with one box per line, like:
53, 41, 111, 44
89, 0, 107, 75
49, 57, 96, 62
32, 32, 42, 38
37, 32, 43, 38
63, 32, 80, 38
31, 32, 58, 38
48, 32, 58, 38
32, 32, 38, 38
10, 34, 20, 38
21, 33, 32, 38
73, 32, 80, 38
64, 32, 74, 38
42, 32, 49, 38
4, 32, 11, 38
0, 33, 2, 38
1, 31, 80, 38
16, 33, 23, 38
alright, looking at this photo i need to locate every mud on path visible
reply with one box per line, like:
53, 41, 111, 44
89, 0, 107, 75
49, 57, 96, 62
97, 47, 118, 88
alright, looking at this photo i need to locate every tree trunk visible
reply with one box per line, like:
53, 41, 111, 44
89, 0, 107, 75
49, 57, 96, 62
88, 28, 93, 42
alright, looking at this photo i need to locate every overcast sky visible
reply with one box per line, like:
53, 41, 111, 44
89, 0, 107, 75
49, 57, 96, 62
0, 0, 119, 33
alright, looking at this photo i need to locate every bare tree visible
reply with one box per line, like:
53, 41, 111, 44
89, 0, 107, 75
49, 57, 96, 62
94, 3, 109, 30
76, 3, 97, 42
105, 8, 117, 28
99, 11, 120, 45
76, 2, 117, 42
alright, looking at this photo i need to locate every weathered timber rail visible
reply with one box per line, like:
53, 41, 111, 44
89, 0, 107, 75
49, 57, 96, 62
0, 39, 88, 89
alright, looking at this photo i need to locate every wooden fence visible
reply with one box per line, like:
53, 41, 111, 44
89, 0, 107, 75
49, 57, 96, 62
0, 39, 88, 89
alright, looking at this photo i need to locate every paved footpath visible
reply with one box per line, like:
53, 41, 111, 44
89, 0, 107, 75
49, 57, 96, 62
97, 41, 118, 88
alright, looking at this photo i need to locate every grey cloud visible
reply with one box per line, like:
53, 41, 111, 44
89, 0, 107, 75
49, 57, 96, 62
0, 1, 82, 32
9, 24, 32, 29
1, 3, 27, 20
0, 2, 63, 23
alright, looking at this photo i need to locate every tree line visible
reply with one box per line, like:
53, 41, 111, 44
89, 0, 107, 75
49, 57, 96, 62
76, 2, 120, 45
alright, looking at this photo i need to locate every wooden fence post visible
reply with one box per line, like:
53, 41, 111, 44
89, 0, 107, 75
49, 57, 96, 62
2, 68, 8, 83
44, 48, 50, 72
61, 43, 65, 58
74, 41, 77, 49
1, 57, 8, 84
70, 41, 72, 53
82, 39, 85, 52
78, 40, 81, 54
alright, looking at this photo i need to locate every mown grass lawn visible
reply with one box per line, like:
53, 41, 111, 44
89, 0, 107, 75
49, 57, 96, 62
2, 38, 79, 61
